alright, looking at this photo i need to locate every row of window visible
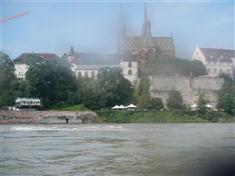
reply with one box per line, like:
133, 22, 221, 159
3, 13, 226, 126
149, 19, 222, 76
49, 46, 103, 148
207, 68, 231, 74
76, 69, 134, 77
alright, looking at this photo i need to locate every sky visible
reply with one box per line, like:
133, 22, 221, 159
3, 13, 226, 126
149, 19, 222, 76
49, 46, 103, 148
0, 0, 234, 59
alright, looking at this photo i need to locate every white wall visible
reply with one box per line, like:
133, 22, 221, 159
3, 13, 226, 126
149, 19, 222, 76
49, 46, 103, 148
121, 61, 138, 84
15, 64, 29, 79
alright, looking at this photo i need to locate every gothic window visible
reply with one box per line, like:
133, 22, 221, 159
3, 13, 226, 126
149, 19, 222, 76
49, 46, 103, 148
128, 62, 132, 67
91, 71, 95, 78
78, 71, 82, 77
213, 68, 217, 73
128, 69, 132, 75
207, 68, 210, 73
84, 71, 88, 77
227, 69, 230, 74
219, 69, 222, 74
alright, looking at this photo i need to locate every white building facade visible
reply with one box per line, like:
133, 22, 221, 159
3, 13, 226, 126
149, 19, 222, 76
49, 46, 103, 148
63, 47, 139, 84
14, 53, 59, 79
192, 46, 235, 79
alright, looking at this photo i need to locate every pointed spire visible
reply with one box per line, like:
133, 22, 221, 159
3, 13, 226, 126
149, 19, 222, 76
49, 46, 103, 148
69, 46, 75, 55
120, 4, 127, 38
142, 3, 151, 36
171, 32, 174, 41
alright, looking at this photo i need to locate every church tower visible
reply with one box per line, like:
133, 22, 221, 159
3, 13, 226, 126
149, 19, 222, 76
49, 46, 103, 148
142, 3, 152, 37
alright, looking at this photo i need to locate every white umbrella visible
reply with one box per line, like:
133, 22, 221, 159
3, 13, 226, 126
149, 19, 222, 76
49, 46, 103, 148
119, 105, 127, 109
206, 104, 213, 108
191, 104, 197, 108
112, 105, 120, 109
126, 104, 137, 108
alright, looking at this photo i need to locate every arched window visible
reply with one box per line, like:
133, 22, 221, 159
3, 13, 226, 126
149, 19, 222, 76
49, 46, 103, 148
213, 68, 217, 73
91, 71, 95, 78
84, 71, 88, 77
78, 71, 82, 77
128, 69, 132, 75
128, 62, 132, 67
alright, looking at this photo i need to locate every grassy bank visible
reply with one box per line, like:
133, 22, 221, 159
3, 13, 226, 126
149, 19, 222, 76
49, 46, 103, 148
48, 104, 88, 111
96, 110, 235, 123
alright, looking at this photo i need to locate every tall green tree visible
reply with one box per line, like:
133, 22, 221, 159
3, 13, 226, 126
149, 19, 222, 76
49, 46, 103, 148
141, 97, 164, 110
0, 52, 16, 107
0, 52, 15, 92
217, 74, 235, 115
166, 90, 184, 110
97, 67, 134, 108
196, 90, 208, 114
26, 58, 76, 107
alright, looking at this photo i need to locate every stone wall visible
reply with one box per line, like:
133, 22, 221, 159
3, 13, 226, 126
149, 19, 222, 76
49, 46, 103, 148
0, 111, 97, 124
149, 76, 224, 106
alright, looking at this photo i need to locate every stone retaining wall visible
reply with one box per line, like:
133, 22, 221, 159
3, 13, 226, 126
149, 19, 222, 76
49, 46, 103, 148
149, 76, 224, 106
0, 110, 97, 124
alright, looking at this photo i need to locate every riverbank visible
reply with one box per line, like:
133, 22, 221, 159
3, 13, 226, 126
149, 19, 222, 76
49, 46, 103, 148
96, 111, 235, 123
0, 110, 97, 124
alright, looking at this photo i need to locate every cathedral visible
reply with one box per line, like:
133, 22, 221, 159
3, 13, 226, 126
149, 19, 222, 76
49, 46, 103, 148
62, 5, 175, 84
14, 5, 175, 85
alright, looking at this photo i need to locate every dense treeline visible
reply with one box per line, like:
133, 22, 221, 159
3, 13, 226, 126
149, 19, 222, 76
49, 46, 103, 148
0, 51, 234, 118
0, 52, 133, 109
143, 57, 207, 76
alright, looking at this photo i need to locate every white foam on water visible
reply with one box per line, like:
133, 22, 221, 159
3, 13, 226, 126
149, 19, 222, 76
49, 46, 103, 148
10, 125, 124, 132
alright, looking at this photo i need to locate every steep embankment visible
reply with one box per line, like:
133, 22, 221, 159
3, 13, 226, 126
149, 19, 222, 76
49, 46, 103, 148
0, 110, 97, 124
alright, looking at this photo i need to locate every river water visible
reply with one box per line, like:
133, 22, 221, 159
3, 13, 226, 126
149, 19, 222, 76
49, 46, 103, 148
0, 124, 234, 176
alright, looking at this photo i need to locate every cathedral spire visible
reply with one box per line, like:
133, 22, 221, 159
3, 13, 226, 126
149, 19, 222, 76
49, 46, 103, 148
120, 5, 127, 38
142, 3, 151, 36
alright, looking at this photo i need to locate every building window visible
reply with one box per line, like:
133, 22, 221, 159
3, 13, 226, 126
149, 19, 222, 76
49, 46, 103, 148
128, 62, 132, 67
207, 68, 211, 73
128, 69, 132, 75
78, 71, 82, 77
213, 68, 217, 73
219, 69, 222, 74
91, 71, 95, 78
227, 69, 230, 74
84, 71, 88, 77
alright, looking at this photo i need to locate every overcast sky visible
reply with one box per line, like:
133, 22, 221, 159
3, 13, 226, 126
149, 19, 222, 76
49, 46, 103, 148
1, 1, 234, 59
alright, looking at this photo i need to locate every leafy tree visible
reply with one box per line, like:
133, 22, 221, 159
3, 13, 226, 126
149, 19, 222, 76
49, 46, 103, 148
141, 97, 164, 110
97, 67, 134, 108
0, 52, 16, 108
144, 57, 207, 76
196, 90, 209, 114
26, 58, 76, 107
166, 90, 184, 110
0, 52, 15, 92
217, 75, 235, 115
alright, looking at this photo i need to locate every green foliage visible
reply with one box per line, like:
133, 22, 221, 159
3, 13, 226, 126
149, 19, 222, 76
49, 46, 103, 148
166, 90, 184, 110
97, 67, 134, 108
217, 75, 235, 115
140, 97, 164, 110
49, 104, 87, 111
75, 68, 134, 110
196, 90, 209, 115
0, 52, 16, 107
0, 52, 15, 92
26, 58, 76, 108
144, 57, 207, 76
97, 110, 234, 123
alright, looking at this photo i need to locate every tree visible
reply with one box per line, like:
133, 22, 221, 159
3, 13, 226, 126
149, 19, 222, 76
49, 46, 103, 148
141, 97, 164, 110
166, 90, 184, 110
196, 90, 208, 114
217, 75, 235, 115
0, 52, 15, 92
0, 52, 16, 108
26, 58, 76, 107
144, 57, 207, 76
97, 67, 134, 108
